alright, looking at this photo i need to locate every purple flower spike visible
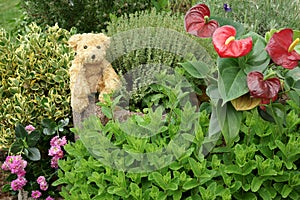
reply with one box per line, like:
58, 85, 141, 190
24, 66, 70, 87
223, 4, 232, 12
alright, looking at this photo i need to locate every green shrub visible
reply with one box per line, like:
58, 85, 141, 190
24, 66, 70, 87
20, 0, 152, 33
0, 23, 73, 149
104, 9, 215, 108
55, 94, 300, 199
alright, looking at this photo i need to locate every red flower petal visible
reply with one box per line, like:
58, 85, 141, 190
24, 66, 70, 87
247, 71, 281, 99
265, 29, 300, 69
184, 4, 219, 38
212, 25, 253, 58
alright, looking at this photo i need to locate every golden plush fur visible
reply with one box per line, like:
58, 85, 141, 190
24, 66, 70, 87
68, 33, 120, 113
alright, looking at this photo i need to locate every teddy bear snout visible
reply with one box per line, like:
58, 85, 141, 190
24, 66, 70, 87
91, 54, 96, 60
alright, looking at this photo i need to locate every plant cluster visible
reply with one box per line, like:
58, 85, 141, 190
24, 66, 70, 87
105, 9, 214, 109
20, 0, 152, 33
55, 88, 300, 199
182, 3, 300, 146
1, 118, 70, 199
0, 23, 73, 148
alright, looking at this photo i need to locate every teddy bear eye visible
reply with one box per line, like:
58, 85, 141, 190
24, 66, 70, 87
84, 45, 88, 49
97, 46, 101, 49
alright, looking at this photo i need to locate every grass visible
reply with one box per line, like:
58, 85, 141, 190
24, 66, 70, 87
0, 0, 22, 32
202, 0, 300, 35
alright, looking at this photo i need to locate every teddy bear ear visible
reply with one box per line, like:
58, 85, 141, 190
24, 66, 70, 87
68, 34, 82, 51
100, 34, 111, 48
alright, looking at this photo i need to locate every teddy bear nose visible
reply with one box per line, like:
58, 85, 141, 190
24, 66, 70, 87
91, 55, 96, 60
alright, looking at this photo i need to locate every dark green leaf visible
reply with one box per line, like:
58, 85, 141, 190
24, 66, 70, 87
1, 184, 11, 193
25, 147, 41, 161
217, 58, 249, 104
15, 123, 28, 139
216, 102, 243, 147
27, 130, 41, 147
42, 118, 57, 135
10, 139, 24, 154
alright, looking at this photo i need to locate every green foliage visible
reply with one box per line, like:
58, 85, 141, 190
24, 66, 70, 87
20, 0, 152, 33
105, 9, 215, 109
55, 99, 300, 199
203, 0, 300, 35
0, 23, 73, 148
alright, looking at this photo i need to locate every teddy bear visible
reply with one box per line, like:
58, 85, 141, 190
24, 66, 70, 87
68, 33, 120, 113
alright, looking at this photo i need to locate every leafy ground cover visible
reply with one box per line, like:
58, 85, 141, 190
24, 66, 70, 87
0, 0, 22, 32
0, 0, 300, 199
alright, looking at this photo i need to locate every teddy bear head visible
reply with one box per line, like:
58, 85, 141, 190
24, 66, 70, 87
68, 33, 111, 64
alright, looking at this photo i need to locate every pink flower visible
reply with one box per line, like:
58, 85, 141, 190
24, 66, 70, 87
37, 176, 46, 184
1, 161, 10, 171
31, 190, 42, 199
51, 156, 59, 168
50, 136, 67, 147
46, 196, 55, 200
48, 146, 62, 157
11, 177, 27, 191
40, 182, 49, 191
2, 155, 27, 176
25, 125, 35, 134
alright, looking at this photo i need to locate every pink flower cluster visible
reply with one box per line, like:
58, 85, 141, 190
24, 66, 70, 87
1, 155, 28, 191
48, 136, 67, 168
37, 176, 48, 191
30, 176, 55, 199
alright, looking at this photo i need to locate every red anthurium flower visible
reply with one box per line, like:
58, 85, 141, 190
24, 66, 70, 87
184, 4, 219, 38
247, 71, 281, 104
212, 25, 253, 58
265, 28, 300, 69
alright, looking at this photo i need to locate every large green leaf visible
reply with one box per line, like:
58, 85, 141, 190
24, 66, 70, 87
240, 32, 270, 74
215, 101, 243, 147
179, 60, 210, 79
25, 147, 41, 161
218, 58, 249, 105
15, 123, 28, 139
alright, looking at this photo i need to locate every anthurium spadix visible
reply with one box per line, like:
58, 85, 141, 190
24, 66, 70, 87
184, 4, 219, 38
212, 25, 253, 58
265, 28, 300, 69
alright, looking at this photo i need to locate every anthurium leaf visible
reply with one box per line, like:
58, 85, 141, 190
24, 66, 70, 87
241, 32, 270, 74
210, 16, 245, 37
15, 123, 28, 139
215, 102, 243, 147
179, 60, 210, 79
217, 57, 249, 105
25, 147, 41, 161
231, 93, 261, 111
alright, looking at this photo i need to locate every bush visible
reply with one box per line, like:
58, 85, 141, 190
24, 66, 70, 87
104, 9, 215, 108
0, 23, 73, 149
54, 96, 300, 199
20, 0, 152, 33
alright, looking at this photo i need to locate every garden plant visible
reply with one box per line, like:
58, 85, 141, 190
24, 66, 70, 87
0, 1, 300, 200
